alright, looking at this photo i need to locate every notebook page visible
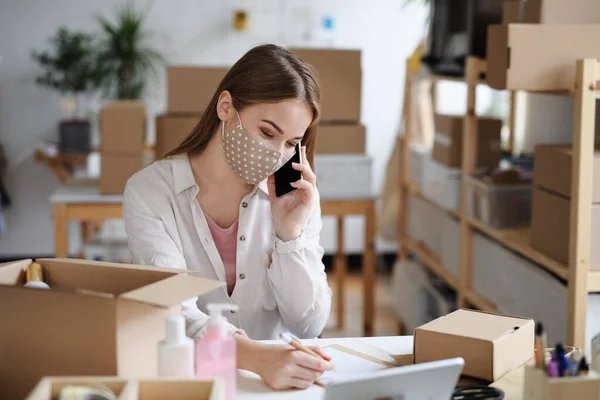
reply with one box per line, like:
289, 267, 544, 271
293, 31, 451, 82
320, 347, 388, 385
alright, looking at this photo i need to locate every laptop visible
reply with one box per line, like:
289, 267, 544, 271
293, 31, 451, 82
323, 357, 464, 400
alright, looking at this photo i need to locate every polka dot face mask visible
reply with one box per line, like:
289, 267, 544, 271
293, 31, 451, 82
222, 112, 294, 185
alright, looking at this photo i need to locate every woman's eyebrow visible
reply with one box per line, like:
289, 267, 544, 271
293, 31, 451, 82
262, 119, 304, 140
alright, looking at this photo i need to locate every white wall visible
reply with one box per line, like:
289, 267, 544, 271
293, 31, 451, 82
0, 0, 428, 257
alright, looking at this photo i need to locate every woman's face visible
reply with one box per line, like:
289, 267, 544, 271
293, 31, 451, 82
222, 97, 313, 156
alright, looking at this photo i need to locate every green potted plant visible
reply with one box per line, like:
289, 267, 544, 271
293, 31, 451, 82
95, 3, 164, 100
32, 27, 101, 153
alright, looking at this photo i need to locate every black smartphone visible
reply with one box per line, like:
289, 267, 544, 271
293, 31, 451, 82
274, 143, 303, 197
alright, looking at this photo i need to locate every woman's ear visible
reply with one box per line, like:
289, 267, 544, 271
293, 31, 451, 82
216, 90, 234, 122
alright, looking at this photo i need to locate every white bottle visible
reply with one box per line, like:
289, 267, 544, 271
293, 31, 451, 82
157, 315, 194, 377
24, 262, 50, 289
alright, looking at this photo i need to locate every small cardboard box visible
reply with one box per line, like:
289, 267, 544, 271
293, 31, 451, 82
487, 24, 600, 91
155, 114, 200, 158
530, 187, 600, 270
316, 124, 366, 154
0, 258, 223, 400
413, 309, 535, 381
524, 365, 600, 400
100, 101, 146, 153
26, 376, 224, 400
432, 114, 502, 168
503, 0, 600, 24
533, 145, 600, 203
100, 153, 144, 194
291, 48, 361, 123
167, 66, 229, 114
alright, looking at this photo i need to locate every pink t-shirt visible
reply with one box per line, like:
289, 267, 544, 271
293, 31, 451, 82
204, 212, 239, 296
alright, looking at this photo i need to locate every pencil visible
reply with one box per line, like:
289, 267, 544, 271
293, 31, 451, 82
280, 332, 328, 388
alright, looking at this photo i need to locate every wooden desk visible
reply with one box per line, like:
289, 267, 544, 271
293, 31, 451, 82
50, 187, 379, 337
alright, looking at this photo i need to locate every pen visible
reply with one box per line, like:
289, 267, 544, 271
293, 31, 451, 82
535, 322, 548, 370
547, 356, 559, 378
569, 350, 582, 377
280, 332, 327, 388
578, 356, 590, 376
555, 343, 570, 377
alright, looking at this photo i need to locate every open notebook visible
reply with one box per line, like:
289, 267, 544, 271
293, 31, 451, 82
320, 344, 399, 386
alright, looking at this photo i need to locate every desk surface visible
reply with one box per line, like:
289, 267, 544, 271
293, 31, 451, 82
50, 185, 379, 204
238, 336, 524, 400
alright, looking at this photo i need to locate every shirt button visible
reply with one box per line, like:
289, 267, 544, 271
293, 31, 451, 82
240, 235, 246, 241
230, 309, 236, 314
239, 273, 246, 280
242, 202, 248, 208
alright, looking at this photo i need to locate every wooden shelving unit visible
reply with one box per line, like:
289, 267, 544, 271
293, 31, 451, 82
399, 56, 600, 351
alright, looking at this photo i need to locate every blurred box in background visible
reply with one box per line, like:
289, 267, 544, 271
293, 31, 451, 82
100, 153, 144, 195
167, 66, 229, 115
316, 124, 366, 154
155, 114, 200, 159
291, 48, 361, 123
503, 0, 600, 24
100, 101, 146, 154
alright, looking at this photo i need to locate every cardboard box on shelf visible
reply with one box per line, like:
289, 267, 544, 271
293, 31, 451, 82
100, 101, 146, 153
413, 309, 534, 382
155, 114, 200, 159
0, 258, 223, 400
316, 124, 366, 154
291, 48, 361, 123
432, 114, 502, 168
486, 24, 600, 91
100, 153, 144, 195
26, 376, 224, 400
167, 66, 229, 114
533, 145, 600, 202
530, 187, 600, 270
313, 154, 372, 198
503, 0, 600, 24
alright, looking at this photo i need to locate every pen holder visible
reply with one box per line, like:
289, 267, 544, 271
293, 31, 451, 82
524, 365, 600, 400
535, 346, 581, 364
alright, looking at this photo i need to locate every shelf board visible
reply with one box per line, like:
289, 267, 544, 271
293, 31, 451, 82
468, 218, 569, 281
588, 271, 600, 292
404, 238, 459, 290
464, 290, 498, 313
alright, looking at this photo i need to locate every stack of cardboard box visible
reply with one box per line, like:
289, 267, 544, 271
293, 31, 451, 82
291, 48, 371, 198
99, 101, 146, 194
155, 66, 229, 159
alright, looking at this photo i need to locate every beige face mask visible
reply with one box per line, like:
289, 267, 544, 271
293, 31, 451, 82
222, 111, 294, 185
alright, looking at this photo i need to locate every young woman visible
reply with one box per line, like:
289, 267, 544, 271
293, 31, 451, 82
123, 44, 333, 390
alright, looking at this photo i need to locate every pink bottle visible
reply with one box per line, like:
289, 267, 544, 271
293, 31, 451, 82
196, 303, 238, 400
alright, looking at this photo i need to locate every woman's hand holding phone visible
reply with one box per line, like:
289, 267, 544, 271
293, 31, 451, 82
268, 146, 317, 242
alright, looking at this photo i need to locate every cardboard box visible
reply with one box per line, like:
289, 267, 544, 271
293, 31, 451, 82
0, 258, 223, 400
530, 187, 600, 270
524, 365, 600, 400
167, 66, 229, 114
487, 24, 600, 91
314, 154, 372, 198
291, 48, 361, 123
155, 114, 200, 158
100, 101, 146, 153
533, 145, 600, 203
432, 114, 502, 168
413, 309, 534, 381
26, 376, 224, 400
503, 0, 600, 24
100, 153, 144, 194
316, 124, 365, 154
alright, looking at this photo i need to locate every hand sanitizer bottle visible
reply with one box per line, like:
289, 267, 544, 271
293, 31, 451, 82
196, 303, 239, 400
157, 315, 194, 377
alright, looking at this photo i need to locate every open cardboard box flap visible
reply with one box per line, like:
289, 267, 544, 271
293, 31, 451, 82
120, 273, 224, 307
0, 258, 224, 307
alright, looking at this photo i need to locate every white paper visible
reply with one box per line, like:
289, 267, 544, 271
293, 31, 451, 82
320, 347, 388, 385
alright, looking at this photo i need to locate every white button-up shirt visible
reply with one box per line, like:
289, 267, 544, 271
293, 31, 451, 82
123, 155, 332, 340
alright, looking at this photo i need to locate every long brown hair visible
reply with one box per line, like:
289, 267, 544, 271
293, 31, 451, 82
166, 44, 321, 166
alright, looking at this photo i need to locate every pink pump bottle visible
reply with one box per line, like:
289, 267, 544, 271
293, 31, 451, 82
196, 303, 239, 400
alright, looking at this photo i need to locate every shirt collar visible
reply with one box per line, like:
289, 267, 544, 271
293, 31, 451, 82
171, 154, 270, 197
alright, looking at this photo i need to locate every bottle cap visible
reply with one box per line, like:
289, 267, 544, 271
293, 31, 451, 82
205, 303, 239, 338
165, 315, 186, 343
26, 263, 45, 283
